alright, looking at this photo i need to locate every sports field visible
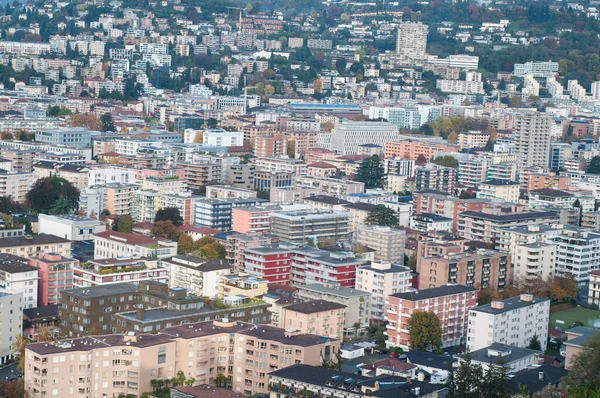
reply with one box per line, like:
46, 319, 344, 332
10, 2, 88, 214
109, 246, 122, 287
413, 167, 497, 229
550, 307, 600, 330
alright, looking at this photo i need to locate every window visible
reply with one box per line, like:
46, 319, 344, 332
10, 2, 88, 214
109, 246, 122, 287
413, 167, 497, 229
158, 346, 166, 364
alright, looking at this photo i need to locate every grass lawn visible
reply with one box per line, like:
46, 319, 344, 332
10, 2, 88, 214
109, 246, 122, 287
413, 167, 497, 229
550, 307, 600, 331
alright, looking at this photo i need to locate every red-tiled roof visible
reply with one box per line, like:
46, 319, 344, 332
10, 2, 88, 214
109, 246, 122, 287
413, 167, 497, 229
308, 161, 337, 169
94, 230, 162, 245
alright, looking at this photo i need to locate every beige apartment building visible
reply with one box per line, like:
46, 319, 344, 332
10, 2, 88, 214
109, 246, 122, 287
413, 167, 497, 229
282, 300, 346, 339
102, 183, 139, 215
25, 320, 340, 398
355, 225, 406, 263
0, 235, 72, 257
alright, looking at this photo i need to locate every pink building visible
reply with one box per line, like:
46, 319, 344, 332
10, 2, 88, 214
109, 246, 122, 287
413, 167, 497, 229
304, 147, 336, 164
386, 285, 478, 350
282, 300, 347, 339
232, 207, 272, 234
28, 253, 77, 306
225, 233, 279, 272
306, 162, 337, 177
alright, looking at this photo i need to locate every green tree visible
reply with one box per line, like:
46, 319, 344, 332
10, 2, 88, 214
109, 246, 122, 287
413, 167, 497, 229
207, 118, 218, 128
27, 175, 80, 214
151, 220, 181, 241
447, 352, 484, 398
117, 214, 134, 233
100, 112, 115, 132
527, 334, 542, 351
155, 207, 184, 226
408, 311, 442, 351
354, 155, 385, 189
587, 156, 600, 174
432, 155, 458, 168
365, 205, 399, 227
49, 197, 70, 215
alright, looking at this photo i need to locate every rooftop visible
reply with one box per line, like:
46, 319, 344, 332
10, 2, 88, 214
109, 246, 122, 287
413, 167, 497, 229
481, 179, 519, 186
61, 283, 139, 299
304, 195, 351, 205
391, 285, 477, 301
530, 188, 573, 197
299, 283, 371, 298
472, 295, 549, 315
0, 234, 71, 248
284, 299, 346, 314
459, 210, 558, 222
469, 343, 541, 365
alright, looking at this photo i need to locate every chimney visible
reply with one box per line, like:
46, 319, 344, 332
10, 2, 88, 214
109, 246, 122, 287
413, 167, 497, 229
136, 305, 145, 320
490, 301, 505, 309
538, 371, 544, 381
520, 294, 533, 302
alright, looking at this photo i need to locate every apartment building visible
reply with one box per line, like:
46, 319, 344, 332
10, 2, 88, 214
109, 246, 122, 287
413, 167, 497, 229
458, 131, 489, 149
0, 171, 36, 203
355, 226, 405, 263
386, 285, 478, 350
0, 290, 23, 365
254, 170, 294, 191
158, 193, 201, 226
28, 252, 77, 306
588, 270, 600, 307
202, 129, 244, 147
181, 162, 222, 190
383, 157, 416, 177
0, 253, 39, 308
255, 156, 306, 176
294, 176, 365, 196
102, 183, 139, 215
355, 262, 412, 322
477, 179, 520, 202
527, 172, 570, 191
413, 190, 486, 234
35, 127, 95, 148
513, 112, 553, 169
93, 231, 178, 259
410, 213, 453, 233
330, 121, 399, 155
0, 235, 72, 257
415, 164, 456, 193
396, 22, 428, 59
513, 242, 557, 281
383, 139, 457, 160
270, 209, 350, 243
548, 228, 600, 288
226, 164, 256, 190
457, 208, 559, 244
416, 240, 511, 292
73, 257, 169, 288
467, 294, 550, 352
529, 188, 594, 212
194, 198, 233, 230
25, 320, 339, 398
161, 255, 231, 298
282, 300, 346, 339
206, 185, 258, 200
244, 243, 363, 287
232, 207, 272, 234
225, 233, 279, 272
495, 223, 564, 257
297, 284, 371, 335
38, 214, 106, 241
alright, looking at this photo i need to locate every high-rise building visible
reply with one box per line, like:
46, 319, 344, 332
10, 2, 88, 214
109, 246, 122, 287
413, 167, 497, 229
396, 22, 428, 60
513, 112, 553, 169
330, 121, 399, 155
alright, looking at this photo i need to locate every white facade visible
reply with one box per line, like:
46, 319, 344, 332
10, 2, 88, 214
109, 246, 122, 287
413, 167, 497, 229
396, 22, 428, 60
161, 255, 231, 298
513, 242, 556, 281
202, 129, 244, 147
355, 262, 412, 321
548, 228, 600, 288
93, 231, 178, 260
0, 258, 38, 309
0, 290, 23, 364
38, 214, 106, 241
477, 181, 520, 202
79, 186, 104, 218
467, 294, 550, 352
513, 113, 552, 169
87, 167, 137, 187
331, 121, 399, 155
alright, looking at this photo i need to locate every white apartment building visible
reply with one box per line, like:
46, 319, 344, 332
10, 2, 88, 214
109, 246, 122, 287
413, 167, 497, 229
202, 129, 244, 147
548, 227, 600, 288
255, 156, 307, 176
513, 242, 556, 281
79, 186, 103, 218
467, 294, 550, 352
87, 167, 137, 187
38, 214, 106, 241
0, 171, 36, 203
93, 231, 178, 260
384, 157, 415, 177
355, 262, 412, 321
513, 61, 559, 78
73, 258, 168, 288
161, 255, 231, 297
513, 112, 553, 169
331, 121, 399, 155
0, 290, 22, 364
477, 179, 520, 202
396, 22, 428, 60
0, 254, 38, 308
